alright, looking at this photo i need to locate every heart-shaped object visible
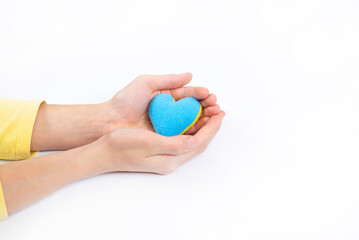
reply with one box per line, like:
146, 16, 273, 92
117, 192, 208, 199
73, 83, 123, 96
149, 93, 202, 136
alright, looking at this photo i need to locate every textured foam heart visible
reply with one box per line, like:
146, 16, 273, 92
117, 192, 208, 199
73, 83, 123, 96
149, 93, 202, 137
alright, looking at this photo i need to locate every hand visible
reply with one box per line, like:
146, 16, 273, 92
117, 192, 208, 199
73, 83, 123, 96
103, 73, 221, 135
30, 72, 220, 152
0, 107, 224, 216
97, 111, 225, 174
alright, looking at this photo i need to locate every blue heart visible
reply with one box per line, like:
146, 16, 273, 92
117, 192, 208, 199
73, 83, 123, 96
149, 93, 202, 136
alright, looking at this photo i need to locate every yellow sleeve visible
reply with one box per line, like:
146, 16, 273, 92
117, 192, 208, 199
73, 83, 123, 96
0, 98, 45, 160
0, 98, 45, 221
0, 181, 7, 221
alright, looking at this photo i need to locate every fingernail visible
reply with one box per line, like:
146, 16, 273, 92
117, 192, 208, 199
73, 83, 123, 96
187, 137, 195, 150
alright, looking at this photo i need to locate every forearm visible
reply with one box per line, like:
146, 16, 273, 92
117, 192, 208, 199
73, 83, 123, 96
0, 139, 109, 215
30, 103, 111, 151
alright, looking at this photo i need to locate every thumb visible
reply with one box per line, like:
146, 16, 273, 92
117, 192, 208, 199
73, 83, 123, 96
150, 134, 196, 155
142, 72, 192, 91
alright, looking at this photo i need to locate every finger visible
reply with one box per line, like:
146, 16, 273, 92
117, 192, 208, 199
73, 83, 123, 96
200, 94, 217, 108
159, 89, 171, 95
194, 111, 225, 150
142, 72, 193, 91
147, 133, 196, 155
170, 87, 209, 101
166, 111, 225, 166
184, 117, 209, 135
202, 104, 221, 117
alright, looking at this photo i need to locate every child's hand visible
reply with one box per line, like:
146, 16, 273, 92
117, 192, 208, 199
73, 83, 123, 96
96, 111, 225, 174
103, 73, 221, 135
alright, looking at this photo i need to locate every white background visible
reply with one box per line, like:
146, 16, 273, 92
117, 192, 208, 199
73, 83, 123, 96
1, 0, 359, 239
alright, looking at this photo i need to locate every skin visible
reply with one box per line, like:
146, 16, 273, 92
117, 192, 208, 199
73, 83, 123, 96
0, 73, 225, 216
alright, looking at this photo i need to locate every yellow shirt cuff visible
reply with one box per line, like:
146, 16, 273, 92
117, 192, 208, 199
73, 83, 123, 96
0, 99, 45, 160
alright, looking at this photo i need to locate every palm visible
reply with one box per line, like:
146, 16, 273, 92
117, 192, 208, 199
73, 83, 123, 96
111, 80, 160, 131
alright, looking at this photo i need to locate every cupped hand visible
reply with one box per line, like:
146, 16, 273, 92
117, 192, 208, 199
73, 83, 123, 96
96, 110, 225, 174
103, 73, 220, 135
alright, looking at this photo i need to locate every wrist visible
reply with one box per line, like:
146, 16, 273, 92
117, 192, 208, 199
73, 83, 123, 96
72, 137, 114, 176
93, 102, 112, 136
99, 99, 126, 135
